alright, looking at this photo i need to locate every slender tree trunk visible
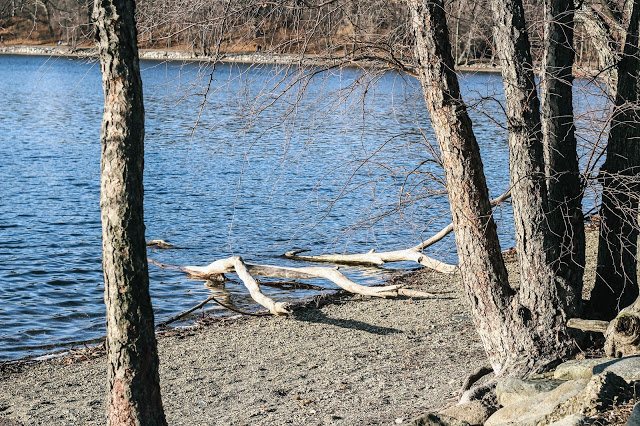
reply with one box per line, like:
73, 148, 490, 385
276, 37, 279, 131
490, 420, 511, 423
541, 0, 584, 318
408, 0, 575, 375
93, 0, 167, 422
591, 0, 640, 321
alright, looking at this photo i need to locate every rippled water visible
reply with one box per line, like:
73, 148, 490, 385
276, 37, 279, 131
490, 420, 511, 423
0, 54, 604, 361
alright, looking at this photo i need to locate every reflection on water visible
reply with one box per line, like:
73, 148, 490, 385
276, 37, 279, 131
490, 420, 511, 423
0, 54, 606, 361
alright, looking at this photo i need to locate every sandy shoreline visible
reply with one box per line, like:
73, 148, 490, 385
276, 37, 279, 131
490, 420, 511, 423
0, 267, 486, 425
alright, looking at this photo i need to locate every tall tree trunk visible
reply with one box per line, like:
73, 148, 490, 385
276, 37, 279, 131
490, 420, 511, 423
541, 0, 584, 318
93, 0, 167, 422
408, 0, 575, 375
591, 0, 640, 321
489, 0, 576, 353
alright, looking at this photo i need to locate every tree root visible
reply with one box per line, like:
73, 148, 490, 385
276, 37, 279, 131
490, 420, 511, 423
460, 365, 493, 392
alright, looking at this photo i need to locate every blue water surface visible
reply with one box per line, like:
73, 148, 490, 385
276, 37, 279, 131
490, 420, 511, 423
0, 54, 605, 361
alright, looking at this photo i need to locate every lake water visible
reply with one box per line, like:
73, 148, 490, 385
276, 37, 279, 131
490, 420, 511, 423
0, 54, 605, 361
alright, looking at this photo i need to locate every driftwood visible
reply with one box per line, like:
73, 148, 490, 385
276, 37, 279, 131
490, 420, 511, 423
283, 190, 511, 273
566, 318, 609, 333
147, 239, 180, 249
181, 256, 437, 315
603, 299, 640, 358
157, 293, 269, 327
568, 303, 640, 358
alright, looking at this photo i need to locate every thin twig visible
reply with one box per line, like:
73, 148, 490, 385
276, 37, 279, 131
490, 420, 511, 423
208, 294, 272, 317
158, 294, 271, 328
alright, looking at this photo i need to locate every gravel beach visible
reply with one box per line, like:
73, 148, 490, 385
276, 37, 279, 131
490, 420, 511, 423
0, 232, 601, 425
0, 267, 486, 425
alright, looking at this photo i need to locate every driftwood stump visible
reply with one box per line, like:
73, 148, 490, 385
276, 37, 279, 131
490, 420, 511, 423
604, 300, 640, 357
568, 299, 640, 358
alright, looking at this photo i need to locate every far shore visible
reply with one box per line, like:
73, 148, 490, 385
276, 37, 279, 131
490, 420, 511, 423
0, 43, 504, 73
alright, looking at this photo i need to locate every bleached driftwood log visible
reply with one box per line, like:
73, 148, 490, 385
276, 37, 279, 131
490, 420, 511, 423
566, 318, 609, 333
182, 256, 436, 315
283, 191, 511, 273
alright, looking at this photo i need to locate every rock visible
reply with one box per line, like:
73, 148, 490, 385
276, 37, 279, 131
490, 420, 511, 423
553, 356, 640, 382
543, 372, 633, 424
553, 358, 615, 380
485, 379, 588, 426
410, 413, 472, 426
495, 378, 564, 406
439, 400, 494, 425
594, 355, 640, 381
628, 402, 640, 426
547, 414, 588, 426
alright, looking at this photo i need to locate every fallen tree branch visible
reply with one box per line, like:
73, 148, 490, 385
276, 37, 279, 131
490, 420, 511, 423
183, 257, 402, 299
231, 257, 292, 315
283, 247, 458, 273
258, 280, 327, 291
158, 293, 269, 327
147, 239, 181, 249
158, 295, 216, 327
396, 288, 439, 298
282, 190, 511, 273
567, 318, 609, 333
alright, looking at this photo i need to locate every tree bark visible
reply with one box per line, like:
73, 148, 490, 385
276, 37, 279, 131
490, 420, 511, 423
541, 0, 584, 319
183, 258, 404, 298
409, 0, 524, 375
408, 0, 580, 376
489, 0, 576, 357
575, 3, 620, 91
591, 0, 640, 321
94, 0, 167, 422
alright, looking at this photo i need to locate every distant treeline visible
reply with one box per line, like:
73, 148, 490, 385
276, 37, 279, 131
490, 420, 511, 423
0, 0, 616, 69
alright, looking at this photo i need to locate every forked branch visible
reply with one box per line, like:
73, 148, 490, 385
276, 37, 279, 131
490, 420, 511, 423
180, 256, 437, 315
283, 190, 511, 273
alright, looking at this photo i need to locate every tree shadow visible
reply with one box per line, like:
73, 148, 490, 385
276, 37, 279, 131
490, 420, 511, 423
292, 308, 402, 335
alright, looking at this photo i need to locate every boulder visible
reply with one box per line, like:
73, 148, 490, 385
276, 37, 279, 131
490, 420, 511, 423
410, 413, 471, 426
628, 402, 640, 426
553, 356, 640, 381
485, 379, 588, 426
553, 358, 614, 380
543, 372, 632, 424
593, 356, 640, 381
439, 400, 494, 425
495, 378, 564, 406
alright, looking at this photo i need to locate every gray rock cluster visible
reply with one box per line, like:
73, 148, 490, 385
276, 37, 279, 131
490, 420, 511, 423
411, 356, 640, 426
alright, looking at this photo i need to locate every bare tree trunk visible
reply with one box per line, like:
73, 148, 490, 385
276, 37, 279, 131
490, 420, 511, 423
489, 0, 575, 354
541, 0, 584, 318
575, 3, 620, 91
408, 0, 575, 376
93, 0, 167, 422
591, 0, 640, 321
